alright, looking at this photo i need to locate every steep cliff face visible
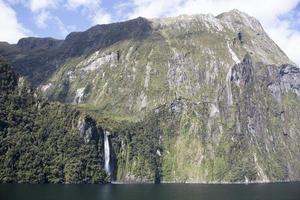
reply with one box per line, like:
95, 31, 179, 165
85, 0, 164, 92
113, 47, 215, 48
0, 10, 299, 183
108, 55, 300, 183
39, 10, 293, 115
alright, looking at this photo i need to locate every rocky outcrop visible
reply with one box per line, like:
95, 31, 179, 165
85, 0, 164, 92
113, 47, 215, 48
266, 64, 300, 102
279, 65, 300, 98
77, 116, 99, 144
230, 53, 254, 87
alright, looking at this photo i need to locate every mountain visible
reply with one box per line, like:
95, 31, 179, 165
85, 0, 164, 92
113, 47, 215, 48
0, 10, 299, 183
1, 10, 294, 114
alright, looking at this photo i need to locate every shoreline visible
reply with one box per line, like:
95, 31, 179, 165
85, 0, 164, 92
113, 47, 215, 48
1, 180, 299, 185
111, 180, 299, 185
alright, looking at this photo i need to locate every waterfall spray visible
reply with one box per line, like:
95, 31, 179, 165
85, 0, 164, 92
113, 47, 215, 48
104, 131, 111, 176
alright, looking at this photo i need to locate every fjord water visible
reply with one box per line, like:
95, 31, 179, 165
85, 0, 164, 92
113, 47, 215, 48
1, 183, 299, 200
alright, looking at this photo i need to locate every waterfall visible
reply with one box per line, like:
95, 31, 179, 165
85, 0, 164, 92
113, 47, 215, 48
104, 131, 111, 176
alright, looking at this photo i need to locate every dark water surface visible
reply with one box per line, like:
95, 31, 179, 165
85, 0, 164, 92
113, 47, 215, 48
0, 182, 299, 200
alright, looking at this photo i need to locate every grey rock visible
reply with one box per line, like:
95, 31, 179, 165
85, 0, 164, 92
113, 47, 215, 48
77, 116, 99, 144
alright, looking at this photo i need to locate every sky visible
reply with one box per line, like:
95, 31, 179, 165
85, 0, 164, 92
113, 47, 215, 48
0, 0, 300, 66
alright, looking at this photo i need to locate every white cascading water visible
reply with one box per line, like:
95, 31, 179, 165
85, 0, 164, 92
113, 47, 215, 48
104, 131, 111, 176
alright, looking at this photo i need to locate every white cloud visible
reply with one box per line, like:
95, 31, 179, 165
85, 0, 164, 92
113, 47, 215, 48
92, 10, 112, 25
34, 10, 71, 36
66, 0, 98, 10
35, 10, 50, 28
29, 0, 59, 12
126, 0, 300, 66
0, 0, 28, 43
114, 2, 132, 17
126, 0, 299, 21
65, 0, 112, 25
3, 0, 111, 40
13, 0, 61, 30
54, 17, 69, 36
267, 19, 300, 66
26, 0, 71, 37
126, 0, 182, 19
5, 0, 70, 37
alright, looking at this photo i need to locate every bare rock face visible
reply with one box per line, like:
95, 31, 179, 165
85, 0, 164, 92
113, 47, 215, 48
77, 116, 99, 144
279, 65, 300, 98
266, 64, 300, 102
230, 53, 254, 87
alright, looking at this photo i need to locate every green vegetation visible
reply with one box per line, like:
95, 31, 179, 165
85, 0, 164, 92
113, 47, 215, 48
0, 61, 108, 183
0, 61, 164, 184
